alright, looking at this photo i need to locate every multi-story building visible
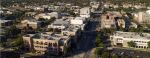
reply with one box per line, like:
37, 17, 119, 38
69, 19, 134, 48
47, 19, 69, 30
35, 12, 59, 20
23, 32, 71, 54
134, 11, 150, 24
61, 24, 81, 37
20, 18, 42, 29
70, 6, 80, 14
0, 19, 13, 27
110, 31, 150, 49
80, 7, 91, 18
117, 19, 125, 28
23, 16, 88, 54
70, 17, 87, 30
48, 17, 87, 31
100, 13, 116, 28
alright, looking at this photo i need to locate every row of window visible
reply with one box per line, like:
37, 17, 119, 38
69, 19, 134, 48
135, 46, 148, 49
133, 41, 147, 43
34, 41, 58, 47
116, 38, 148, 43
34, 46, 62, 51
35, 46, 47, 49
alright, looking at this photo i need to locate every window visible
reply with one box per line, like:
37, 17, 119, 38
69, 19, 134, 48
49, 43, 52, 47
40, 42, 43, 45
53, 43, 57, 47
36, 41, 39, 44
54, 48, 57, 51
44, 42, 48, 45
40, 46, 43, 48
48, 47, 53, 51
24, 40, 29, 45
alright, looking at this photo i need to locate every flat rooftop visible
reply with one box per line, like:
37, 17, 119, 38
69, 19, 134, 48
63, 24, 82, 32
113, 31, 150, 39
24, 32, 69, 41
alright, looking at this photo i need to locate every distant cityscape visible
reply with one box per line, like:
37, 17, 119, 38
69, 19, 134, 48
0, 0, 150, 58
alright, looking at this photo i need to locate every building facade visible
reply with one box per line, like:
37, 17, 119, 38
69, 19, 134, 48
80, 7, 91, 18
110, 31, 150, 49
101, 13, 116, 28
134, 11, 150, 24
23, 32, 71, 54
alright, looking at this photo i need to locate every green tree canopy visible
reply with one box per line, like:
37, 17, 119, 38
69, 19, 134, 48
112, 55, 119, 58
101, 52, 109, 58
94, 48, 103, 55
147, 41, 150, 48
127, 41, 136, 47
11, 35, 23, 47
63, 45, 70, 55
95, 34, 104, 47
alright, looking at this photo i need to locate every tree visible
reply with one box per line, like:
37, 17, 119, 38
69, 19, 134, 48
95, 35, 102, 46
112, 55, 119, 58
147, 41, 150, 48
94, 48, 103, 55
4, 25, 21, 38
94, 48, 103, 58
143, 56, 150, 58
11, 35, 23, 47
100, 28, 115, 34
145, 24, 150, 29
101, 52, 109, 58
121, 55, 129, 58
98, 42, 104, 47
127, 41, 136, 47
95, 34, 104, 47
63, 45, 69, 55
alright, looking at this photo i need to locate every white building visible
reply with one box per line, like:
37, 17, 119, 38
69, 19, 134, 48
34, 7, 44, 11
35, 12, 59, 20
70, 17, 86, 24
110, 31, 150, 49
71, 17, 87, 30
80, 7, 91, 18
49, 12, 59, 18
129, 22, 138, 28
48, 19, 69, 29
134, 11, 150, 24
71, 6, 80, 14
0, 10, 4, 14
117, 19, 125, 28
35, 13, 51, 19
146, 10, 150, 14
